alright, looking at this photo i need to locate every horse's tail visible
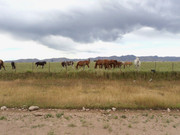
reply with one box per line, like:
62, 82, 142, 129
94, 63, 97, 69
76, 63, 79, 69
2, 63, 6, 71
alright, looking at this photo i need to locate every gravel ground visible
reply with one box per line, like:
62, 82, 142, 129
0, 109, 179, 135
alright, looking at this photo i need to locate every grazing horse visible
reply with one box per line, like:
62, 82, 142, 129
35, 61, 47, 68
103, 59, 111, 69
94, 60, 104, 69
61, 61, 74, 68
0, 59, 6, 70
116, 61, 123, 68
11, 62, 16, 69
94, 59, 117, 69
123, 61, 133, 69
76, 59, 90, 69
109, 60, 118, 68
134, 57, 141, 71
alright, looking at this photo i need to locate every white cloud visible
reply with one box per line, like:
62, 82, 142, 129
1, 0, 180, 60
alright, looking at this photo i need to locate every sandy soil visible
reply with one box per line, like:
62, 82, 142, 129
0, 109, 179, 135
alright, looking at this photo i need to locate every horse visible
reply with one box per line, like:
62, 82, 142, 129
61, 61, 74, 68
76, 59, 90, 69
116, 61, 123, 68
0, 60, 6, 70
123, 61, 133, 69
94, 60, 104, 69
11, 61, 16, 70
35, 61, 47, 68
134, 57, 141, 71
109, 60, 118, 68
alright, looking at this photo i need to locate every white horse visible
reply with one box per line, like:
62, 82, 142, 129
134, 57, 141, 71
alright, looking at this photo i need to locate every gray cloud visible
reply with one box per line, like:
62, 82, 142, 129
0, 0, 180, 50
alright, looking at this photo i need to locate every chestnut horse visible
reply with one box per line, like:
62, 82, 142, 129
94, 60, 104, 69
123, 61, 133, 69
76, 59, 90, 69
109, 60, 118, 68
0, 59, 6, 70
95, 59, 117, 69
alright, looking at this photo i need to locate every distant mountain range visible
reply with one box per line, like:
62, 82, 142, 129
5, 55, 180, 62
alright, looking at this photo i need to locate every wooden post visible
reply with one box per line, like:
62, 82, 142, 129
172, 62, 174, 72
49, 62, 50, 73
66, 65, 67, 72
32, 62, 34, 72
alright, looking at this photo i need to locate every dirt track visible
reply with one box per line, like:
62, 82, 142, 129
0, 109, 180, 135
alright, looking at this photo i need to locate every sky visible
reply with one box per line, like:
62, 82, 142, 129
1, 0, 180, 60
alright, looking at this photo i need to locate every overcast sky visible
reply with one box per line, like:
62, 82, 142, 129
1, 0, 180, 60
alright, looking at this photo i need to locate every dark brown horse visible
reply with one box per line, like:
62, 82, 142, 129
0, 59, 6, 70
116, 61, 123, 68
109, 60, 118, 68
76, 59, 90, 69
11, 61, 16, 69
35, 61, 47, 68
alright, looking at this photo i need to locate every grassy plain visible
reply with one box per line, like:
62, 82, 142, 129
0, 78, 180, 109
2, 61, 180, 73
0, 62, 180, 109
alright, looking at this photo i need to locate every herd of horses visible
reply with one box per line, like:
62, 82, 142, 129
0, 58, 141, 71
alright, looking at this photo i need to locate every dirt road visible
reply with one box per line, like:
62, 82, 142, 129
0, 109, 179, 135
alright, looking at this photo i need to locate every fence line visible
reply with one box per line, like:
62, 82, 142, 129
1, 61, 180, 73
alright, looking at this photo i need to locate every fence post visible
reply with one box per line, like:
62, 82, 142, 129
154, 62, 156, 70
66, 65, 67, 72
49, 62, 50, 73
32, 62, 34, 72
172, 62, 174, 72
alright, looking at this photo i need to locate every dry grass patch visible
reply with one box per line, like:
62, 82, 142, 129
0, 79, 180, 109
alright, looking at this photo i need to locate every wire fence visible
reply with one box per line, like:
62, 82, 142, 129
1, 62, 180, 73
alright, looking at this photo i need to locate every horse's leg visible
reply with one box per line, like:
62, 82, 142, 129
2, 65, 6, 71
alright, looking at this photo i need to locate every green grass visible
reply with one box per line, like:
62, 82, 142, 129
56, 112, 64, 118
1, 62, 180, 81
2, 61, 180, 73
0, 116, 7, 120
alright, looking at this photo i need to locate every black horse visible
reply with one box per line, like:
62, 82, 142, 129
35, 61, 46, 68
11, 62, 16, 69
0, 59, 6, 70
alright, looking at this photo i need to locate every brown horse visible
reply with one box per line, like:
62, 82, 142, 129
0, 60, 6, 70
94, 60, 104, 69
123, 61, 133, 69
76, 59, 90, 69
94, 59, 117, 69
116, 61, 123, 68
109, 60, 118, 68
